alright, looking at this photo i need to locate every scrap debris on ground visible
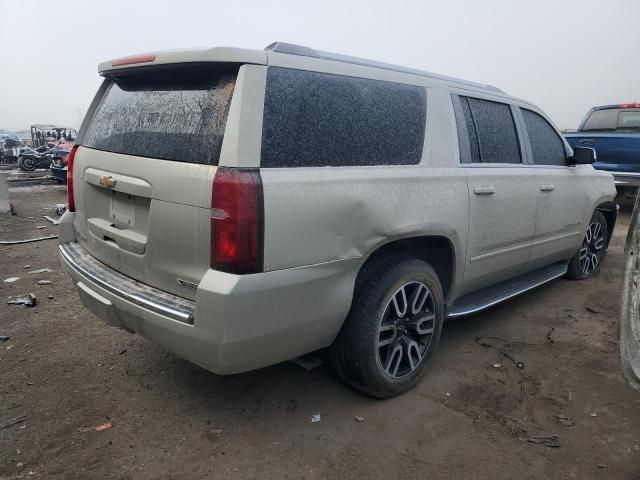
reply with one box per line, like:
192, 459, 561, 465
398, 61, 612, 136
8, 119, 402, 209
515, 430, 562, 448
7, 293, 36, 307
0, 235, 58, 245
94, 421, 113, 433
556, 415, 575, 427
27, 268, 52, 274
0, 415, 26, 430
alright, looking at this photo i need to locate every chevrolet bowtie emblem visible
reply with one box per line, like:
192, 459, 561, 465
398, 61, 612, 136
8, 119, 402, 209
99, 175, 116, 188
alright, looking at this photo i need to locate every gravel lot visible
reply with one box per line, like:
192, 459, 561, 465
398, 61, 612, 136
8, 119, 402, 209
1, 185, 639, 479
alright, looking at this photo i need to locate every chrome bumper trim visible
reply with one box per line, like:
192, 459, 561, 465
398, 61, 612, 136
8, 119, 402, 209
59, 242, 195, 324
609, 172, 640, 187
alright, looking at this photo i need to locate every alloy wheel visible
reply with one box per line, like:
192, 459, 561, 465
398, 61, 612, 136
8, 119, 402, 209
377, 281, 436, 378
580, 220, 605, 274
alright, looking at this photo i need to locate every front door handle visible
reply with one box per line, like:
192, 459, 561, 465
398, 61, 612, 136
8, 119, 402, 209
540, 184, 555, 192
474, 186, 496, 195
580, 139, 594, 145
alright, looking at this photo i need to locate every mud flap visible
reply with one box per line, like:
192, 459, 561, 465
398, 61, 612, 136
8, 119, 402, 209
620, 193, 640, 392
76, 281, 123, 328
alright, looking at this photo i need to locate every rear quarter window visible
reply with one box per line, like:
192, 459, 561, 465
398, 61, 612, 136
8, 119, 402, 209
82, 66, 236, 165
260, 68, 427, 168
452, 95, 480, 163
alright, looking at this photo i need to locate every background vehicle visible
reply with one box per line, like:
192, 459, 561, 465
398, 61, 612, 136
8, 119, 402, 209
17, 145, 70, 172
0, 135, 23, 164
621, 192, 640, 393
59, 43, 617, 398
30, 124, 77, 148
50, 149, 70, 182
565, 104, 640, 197
18, 146, 52, 171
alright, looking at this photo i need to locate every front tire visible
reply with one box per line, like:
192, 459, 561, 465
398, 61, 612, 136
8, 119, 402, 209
330, 255, 444, 398
566, 210, 608, 280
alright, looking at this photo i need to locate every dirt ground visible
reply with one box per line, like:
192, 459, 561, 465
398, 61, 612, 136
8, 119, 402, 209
1, 185, 639, 480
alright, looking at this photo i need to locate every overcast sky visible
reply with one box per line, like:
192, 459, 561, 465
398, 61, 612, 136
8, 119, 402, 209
0, 0, 638, 131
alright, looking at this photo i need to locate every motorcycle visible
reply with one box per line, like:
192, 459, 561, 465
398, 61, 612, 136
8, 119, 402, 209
17, 145, 65, 172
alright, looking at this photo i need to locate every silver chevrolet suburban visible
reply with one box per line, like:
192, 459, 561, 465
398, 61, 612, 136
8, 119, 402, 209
59, 42, 617, 398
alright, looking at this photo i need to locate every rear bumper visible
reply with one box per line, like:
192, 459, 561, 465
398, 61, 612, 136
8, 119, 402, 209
58, 215, 360, 374
593, 165, 640, 187
60, 242, 195, 324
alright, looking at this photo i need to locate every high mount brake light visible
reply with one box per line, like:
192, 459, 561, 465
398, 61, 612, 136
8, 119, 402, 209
67, 145, 78, 212
210, 168, 264, 275
111, 54, 156, 67
619, 103, 640, 109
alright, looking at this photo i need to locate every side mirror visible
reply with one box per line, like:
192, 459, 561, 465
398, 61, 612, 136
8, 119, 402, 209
569, 146, 596, 165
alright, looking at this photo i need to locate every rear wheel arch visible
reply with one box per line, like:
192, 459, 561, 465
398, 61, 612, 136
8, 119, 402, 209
596, 201, 617, 247
358, 235, 456, 301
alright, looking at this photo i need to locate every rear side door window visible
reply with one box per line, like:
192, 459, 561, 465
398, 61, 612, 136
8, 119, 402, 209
453, 95, 521, 164
260, 67, 427, 168
521, 109, 567, 166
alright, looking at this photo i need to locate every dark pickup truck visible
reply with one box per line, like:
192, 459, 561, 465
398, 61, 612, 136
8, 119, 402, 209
565, 104, 640, 195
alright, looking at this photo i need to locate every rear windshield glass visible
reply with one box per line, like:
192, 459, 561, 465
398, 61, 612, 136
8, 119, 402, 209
582, 108, 619, 131
82, 66, 236, 164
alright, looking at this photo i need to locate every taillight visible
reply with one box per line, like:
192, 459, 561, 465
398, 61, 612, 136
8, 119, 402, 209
111, 54, 156, 67
67, 145, 78, 212
210, 168, 264, 274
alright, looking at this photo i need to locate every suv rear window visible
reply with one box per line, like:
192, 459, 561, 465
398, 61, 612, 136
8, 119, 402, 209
82, 66, 236, 165
261, 68, 426, 168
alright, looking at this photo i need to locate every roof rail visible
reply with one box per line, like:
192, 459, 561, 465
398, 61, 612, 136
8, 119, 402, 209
265, 42, 504, 93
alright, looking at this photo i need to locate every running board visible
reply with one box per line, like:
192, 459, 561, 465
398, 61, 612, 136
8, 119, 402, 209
446, 262, 568, 318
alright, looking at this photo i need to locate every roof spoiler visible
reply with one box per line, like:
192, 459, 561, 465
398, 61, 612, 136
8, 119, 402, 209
99, 47, 268, 75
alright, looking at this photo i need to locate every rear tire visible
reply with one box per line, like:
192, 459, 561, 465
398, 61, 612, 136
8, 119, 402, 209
566, 210, 608, 280
330, 255, 444, 398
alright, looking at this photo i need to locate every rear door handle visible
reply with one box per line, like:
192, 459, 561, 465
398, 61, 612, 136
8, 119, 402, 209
474, 186, 496, 195
580, 139, 594, 145
540, 184, 555, 192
